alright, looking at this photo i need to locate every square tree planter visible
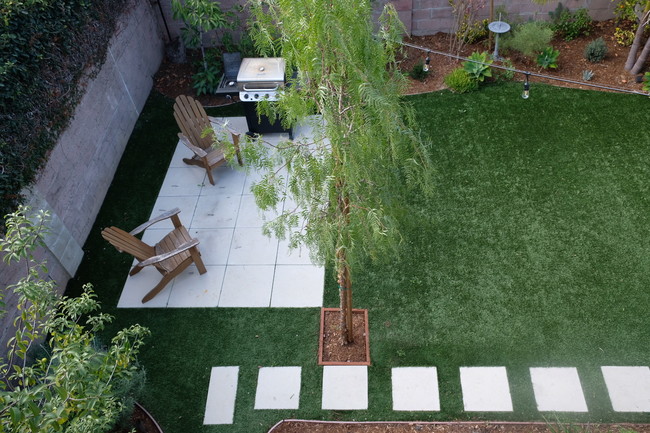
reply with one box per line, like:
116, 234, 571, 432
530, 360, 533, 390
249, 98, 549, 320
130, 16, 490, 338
318, 308, 370, 366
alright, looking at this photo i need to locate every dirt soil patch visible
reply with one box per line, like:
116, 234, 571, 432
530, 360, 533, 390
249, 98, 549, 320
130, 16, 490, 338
269, 421, 650, 433
319, 308, 370, 365
153, 19, 646, 107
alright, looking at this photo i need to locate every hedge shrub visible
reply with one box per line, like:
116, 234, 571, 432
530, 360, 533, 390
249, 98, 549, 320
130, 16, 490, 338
0, 0, 129, 220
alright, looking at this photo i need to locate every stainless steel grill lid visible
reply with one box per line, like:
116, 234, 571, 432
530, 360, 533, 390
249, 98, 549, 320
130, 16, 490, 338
237, 57, 286, 86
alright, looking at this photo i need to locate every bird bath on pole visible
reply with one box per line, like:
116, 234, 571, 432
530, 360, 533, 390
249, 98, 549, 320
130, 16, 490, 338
488, 15, 510, 60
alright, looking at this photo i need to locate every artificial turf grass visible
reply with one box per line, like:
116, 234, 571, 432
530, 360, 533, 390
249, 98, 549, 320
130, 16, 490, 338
66, 84, 650, 433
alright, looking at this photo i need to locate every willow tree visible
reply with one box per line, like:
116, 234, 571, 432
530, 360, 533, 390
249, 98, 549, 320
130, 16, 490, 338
239, 0, 433, 344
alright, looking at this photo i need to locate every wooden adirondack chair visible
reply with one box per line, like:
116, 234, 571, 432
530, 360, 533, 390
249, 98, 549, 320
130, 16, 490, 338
101, 208, 206, 303
173, 95, 243, 185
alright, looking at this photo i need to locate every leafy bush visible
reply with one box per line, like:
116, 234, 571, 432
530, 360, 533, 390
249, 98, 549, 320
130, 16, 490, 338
504, 21, 554, 57
444, 68, 479, 93
409, 61, 429, 81
550, 5, 592, 41
643, 72, 650, 93
582, 69, 595, 81
457, 18, 489, 44
614, 26, 636, 46
584, 37, 608, 63
462, 51, 493, 83
0, 0, 127, 222
0, 206, 150, 431
537, 47, 560, 69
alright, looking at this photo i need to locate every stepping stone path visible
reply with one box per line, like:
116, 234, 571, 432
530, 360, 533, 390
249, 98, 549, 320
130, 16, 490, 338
203, 365, 650, 425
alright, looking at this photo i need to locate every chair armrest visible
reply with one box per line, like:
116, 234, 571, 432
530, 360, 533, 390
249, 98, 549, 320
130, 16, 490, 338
209, 117, 243, 138
129, 208, 181, 236
178, 133, 207, 158
137, 238, 200, 267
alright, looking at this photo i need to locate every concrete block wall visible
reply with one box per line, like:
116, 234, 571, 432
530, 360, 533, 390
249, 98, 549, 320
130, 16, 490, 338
0, 0, 164, 350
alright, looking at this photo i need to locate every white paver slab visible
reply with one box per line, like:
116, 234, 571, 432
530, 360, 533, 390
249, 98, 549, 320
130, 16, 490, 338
227, 228, 279, 265
192, 194, 242, 229
271, 265, 324, 307
602, 366, 650, 412
158, 167, 206, 197
148, 195, 199, 230
219, 265, 275, 307
190, 228, 234, 265
276, 239, 314, 265
322, 366, 368, 410
166, 265, 226, 308
391, 367, 440, 411
460, 366, 513, 412
169, 141, 193, 168
198, 166, 247, 196
530, 367, 588, 412
236, 194, 280, 228
254, 367, 302, 409
204, 366, 239, 425
117, 268, 172, 308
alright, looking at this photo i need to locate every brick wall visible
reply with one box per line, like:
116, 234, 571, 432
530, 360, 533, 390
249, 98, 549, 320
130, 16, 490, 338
158, 0, 616, 42
0, 0, 164, 351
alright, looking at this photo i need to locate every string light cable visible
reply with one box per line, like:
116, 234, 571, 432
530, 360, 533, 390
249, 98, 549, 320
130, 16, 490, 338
399, 41, 648, 97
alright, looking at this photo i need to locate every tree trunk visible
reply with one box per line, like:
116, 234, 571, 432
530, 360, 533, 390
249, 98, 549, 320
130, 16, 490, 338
336, 190, 354, 345
630, 35, 650, 75
337, 255, 354, 344
625, 9, 650, 73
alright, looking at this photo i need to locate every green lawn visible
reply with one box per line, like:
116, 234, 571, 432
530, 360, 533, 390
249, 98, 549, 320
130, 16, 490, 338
66, 83, 650, 433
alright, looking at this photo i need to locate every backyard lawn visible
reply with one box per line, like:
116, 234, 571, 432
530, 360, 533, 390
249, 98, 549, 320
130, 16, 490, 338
66, 82, 650, 432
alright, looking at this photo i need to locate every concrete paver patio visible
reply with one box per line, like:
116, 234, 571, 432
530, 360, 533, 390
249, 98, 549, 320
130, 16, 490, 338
116, 117, 325, 308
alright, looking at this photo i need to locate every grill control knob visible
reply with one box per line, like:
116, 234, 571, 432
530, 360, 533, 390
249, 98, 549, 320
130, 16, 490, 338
254, 93, 259, 99
243, 94, 249, 100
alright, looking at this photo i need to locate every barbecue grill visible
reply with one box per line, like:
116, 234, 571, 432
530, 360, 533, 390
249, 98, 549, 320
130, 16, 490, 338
236, 57, 292, 137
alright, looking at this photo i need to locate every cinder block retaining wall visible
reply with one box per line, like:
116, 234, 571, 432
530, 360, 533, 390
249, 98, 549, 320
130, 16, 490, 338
156, 0, 615, 41
0, 0, 164, 349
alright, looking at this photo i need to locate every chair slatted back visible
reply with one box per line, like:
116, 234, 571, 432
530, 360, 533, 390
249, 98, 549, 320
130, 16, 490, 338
173, 95, 214, 151
101, 226, 155, 263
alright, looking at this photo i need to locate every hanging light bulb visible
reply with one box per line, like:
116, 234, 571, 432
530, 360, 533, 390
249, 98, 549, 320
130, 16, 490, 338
423, 51, 430, 72
522, 73, 530, 99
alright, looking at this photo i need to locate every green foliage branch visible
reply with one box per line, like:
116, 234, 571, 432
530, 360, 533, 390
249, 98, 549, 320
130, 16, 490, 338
444, 68, 479, 93
238, 0, 434, 342
0, 206, 149, 432
0, 0, 129, 223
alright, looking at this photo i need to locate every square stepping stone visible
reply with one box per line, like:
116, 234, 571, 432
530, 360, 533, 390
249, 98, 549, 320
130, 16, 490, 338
460, 366, 513, 412
198, 166, 246, 196
254, 367, 302, 409
391, 367, 440, 411
270, 265, 324, 307
204, 366, 239, 425
601, 366, 650, 412
148, 195, 199, 231
322, 366, 368, 410
530, 367, 588, 412
190, 228, 234, 265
